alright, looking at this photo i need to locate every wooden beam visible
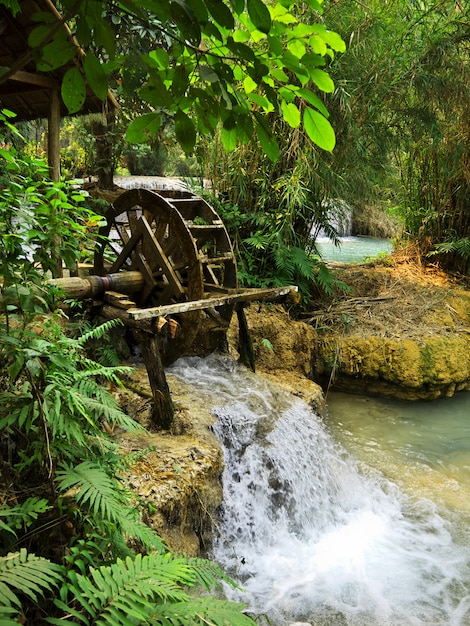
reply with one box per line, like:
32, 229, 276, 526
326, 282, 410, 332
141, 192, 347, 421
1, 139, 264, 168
10, 70, 56, 89
128, 286, 298, 320
131, 329, 175, 430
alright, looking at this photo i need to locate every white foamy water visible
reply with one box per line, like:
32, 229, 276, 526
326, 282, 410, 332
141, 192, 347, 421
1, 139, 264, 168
168, 356, 470, 626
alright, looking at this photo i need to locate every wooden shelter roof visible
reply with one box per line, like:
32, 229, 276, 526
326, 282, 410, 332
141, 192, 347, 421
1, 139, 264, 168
0, 0, 118, 122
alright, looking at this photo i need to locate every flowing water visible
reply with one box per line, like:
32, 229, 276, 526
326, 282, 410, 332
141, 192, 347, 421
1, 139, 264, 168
168, 356, 470, 626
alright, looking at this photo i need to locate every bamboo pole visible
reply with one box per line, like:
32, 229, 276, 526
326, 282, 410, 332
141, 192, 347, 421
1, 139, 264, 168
49, 271, 145, 299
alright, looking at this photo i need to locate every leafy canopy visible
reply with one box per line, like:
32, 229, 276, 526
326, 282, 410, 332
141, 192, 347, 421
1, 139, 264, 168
5, 0, 344, 159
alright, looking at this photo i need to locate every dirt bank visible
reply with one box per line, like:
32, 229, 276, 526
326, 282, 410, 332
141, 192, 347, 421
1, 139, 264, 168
224, 253, 470, 400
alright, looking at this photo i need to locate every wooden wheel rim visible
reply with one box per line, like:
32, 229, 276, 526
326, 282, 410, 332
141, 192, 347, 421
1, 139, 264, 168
94, 188, 203, 364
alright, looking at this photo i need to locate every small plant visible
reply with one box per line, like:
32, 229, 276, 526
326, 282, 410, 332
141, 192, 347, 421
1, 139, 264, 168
260, 338, 274, 352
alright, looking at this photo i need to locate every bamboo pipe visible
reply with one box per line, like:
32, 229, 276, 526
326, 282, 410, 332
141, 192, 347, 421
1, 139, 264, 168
49, 271, 145, 299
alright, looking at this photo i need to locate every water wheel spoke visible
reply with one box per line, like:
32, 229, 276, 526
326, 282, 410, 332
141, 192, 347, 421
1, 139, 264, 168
203, 264, 221, 286
115, 222, 133, 246
109, 223, 144, 273
139, 216, 185, 299
153, 218, 169, 242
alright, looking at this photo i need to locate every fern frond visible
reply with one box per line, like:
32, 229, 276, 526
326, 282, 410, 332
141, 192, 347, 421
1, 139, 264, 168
290, 245, 316, 280
56, 461, 122, 523
184, 557, 241, 592
0, 549, 62, 609
62, 553, 197, 625
77, 319, 124, 346
56, 461, 162, 551
430, 238, 470, 257
151, 597, 255, 626
316, 262, 338, 296
0, 497, 50, 532
273, 245, 295, 281
76, 360, 133, 384
0, 605, 21, 626
76, 382, 143, 431
117, 511, 167, 553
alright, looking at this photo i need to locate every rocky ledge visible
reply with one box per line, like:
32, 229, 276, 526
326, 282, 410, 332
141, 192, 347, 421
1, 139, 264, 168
236, 257, 470, 401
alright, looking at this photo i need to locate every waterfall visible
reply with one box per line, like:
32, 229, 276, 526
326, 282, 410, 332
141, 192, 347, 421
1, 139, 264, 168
168, 356, 470, 626
114, 175, 189, 191
318, 199, 353, 238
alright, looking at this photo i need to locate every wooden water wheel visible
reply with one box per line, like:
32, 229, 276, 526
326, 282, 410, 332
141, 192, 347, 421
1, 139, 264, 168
94, 188, 238, 364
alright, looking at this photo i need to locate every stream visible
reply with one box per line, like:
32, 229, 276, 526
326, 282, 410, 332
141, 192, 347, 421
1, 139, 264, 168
168, 355, 470, 626
316, 236, 393, 263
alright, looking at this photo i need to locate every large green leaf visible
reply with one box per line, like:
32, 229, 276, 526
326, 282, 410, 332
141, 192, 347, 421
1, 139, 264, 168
170, 0, 202, 44
61, 67, 86, 114
303, 106, 335, 151
174, 110, 196, 154
94, 15, 116, 59
205, 0, 235, 29
281, 101, 300, 128
247, 0, 271, 33
27, 24, 53, 48
255, 119, 280, 161
83, 55, 108, 100
185, 0, 209, 23
125, 113, 161, 143
297, 87, 330, 117
171, 64, 189, 99
309, 68, 335, 93
226, 37, 256, 62
36, 34, 77, 71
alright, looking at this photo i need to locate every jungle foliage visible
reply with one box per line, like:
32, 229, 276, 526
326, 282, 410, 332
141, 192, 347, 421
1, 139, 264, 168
0, 115, 256, 625
323, 0, 469, 273
0, 0, 343, 158
198, 0, 469, 283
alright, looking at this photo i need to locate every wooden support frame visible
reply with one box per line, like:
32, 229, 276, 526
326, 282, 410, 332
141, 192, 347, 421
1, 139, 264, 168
127, 286, 298, 321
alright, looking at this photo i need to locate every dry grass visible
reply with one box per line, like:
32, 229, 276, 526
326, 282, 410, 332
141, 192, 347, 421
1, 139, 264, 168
304, 249, 470, 340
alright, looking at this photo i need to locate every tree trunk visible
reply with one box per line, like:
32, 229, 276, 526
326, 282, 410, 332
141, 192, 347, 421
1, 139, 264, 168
93, 105, 116, 190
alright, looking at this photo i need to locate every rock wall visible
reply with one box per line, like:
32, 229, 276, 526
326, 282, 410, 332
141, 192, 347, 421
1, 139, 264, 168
227, 304, 325, 413
313, 334, 470, 400
115, 370, 224, 556
308, 262, 470, 400
227, 284, 470, 401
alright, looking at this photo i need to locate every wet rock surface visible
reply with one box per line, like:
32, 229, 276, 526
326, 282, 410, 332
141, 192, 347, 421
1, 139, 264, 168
114, 369, 224, 555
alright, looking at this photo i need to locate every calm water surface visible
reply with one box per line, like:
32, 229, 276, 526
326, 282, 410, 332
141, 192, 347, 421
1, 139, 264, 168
324, 391, 470, 537
316, 236, 393, 263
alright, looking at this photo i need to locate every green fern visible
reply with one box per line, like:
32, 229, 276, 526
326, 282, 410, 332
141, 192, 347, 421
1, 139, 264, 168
430, 237, 470, 267
56, 461, 128, 524
0, 605, 20, 626
47, 553, 254, 626
55, 461, 164, 553
150, 597, 255, 626
0, 498, 50, 534
77, 319, 125, 346
184, 556, 242, 592
0, 549, 62, 610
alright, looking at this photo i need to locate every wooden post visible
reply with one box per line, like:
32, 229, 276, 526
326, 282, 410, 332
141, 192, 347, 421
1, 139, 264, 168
48, 88, 61, 182
131, 329, 174, 430
236, 304, 256, 372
